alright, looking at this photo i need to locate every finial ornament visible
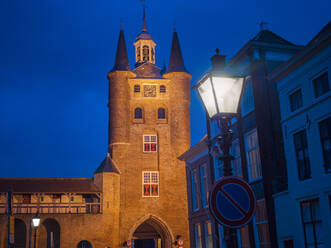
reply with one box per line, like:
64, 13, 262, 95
215, 48, 220, 55
259, 22, 268, 31
174, 23, 177, 32
141, 0, 147, 32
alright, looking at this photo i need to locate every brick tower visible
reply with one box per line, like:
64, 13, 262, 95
106, 10, 191, 248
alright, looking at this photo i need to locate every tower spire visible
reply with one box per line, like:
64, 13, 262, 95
111, 25, 130, 72
142, 6, 147, 32
167, 28, 186, 73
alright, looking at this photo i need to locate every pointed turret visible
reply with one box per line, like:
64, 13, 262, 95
94, 153, 120, 174
167, 29, 187, 73
111, 26, 130, 72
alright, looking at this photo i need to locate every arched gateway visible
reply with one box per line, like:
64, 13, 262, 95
128, 215, 173, 248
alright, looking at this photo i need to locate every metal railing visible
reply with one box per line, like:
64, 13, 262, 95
0, 202, 102, 214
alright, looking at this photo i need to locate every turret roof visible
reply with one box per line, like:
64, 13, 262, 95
111, 27, 130, 72
94, 153, 120, 174
167, 30, 187, 73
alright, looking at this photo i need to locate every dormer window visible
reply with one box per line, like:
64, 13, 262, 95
134, 85, 140, 93
143, 46, 149, 61
160, 85, 166, 93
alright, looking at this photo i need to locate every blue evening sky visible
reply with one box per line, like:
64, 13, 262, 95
1, 0, 330, 177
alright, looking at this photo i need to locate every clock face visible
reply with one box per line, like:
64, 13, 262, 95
143, 85, 157, 97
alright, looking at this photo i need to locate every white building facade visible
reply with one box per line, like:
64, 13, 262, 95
272, 22, 331, 248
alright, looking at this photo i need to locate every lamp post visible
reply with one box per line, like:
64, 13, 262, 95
193, 50, 245, 248
31, 214, 40, 248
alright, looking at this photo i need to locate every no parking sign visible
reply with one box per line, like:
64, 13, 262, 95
209, 176, 256, 228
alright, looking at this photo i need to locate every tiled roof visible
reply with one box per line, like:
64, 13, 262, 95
133, 62, 162, 78
0, 178, 100, 193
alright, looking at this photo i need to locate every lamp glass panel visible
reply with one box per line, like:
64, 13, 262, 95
197, 77, 217, 118
212, 76, 244, 114
32, 217, 40, 227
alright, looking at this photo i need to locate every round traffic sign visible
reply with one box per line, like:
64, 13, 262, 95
209, 176, 256, 228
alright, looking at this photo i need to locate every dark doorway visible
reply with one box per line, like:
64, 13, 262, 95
77, 240, 92, 248
43, 218, 60, 248
134, 239, 154, 248
133, 220, 165, 248
15, 218, 26, 248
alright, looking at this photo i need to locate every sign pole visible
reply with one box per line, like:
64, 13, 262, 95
220, 117, 236, 247
208, 117, 256, 246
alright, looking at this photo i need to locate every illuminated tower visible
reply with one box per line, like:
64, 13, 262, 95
106, 9, 191, 247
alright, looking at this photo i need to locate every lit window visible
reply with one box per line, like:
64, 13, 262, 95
143, 45, 149, 61
319, 117, 331, 172
142, 171, 159, 197
255, 199, 271, 247
160, 85, 166, 93
143, 135, 157, 152
194, 224, 202, 248
158, 108, 166, 119
313, 72, 329, 98
200, 166, 208, 208
244, 130, 262, 182
289, 89, 303, 112
294, 130, 311, 180
204, 222, 213, 248
134, 108, 143, 119
240, 78, 254, 116
300, 198, 324, 247
134, 85, 140, 93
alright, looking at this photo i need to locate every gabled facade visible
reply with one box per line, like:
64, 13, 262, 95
0, 10, 191, 248
181, 27, 303, 248
271, 21, 331, 248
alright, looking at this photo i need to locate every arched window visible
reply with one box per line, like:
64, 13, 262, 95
134, 108, 143, 119
136, 46, 141, 61
143, 45, 149, 61
160, 85, 166, 93
158, 108, 166, 119
77, 240, 92, 248
134, 85, 140, 93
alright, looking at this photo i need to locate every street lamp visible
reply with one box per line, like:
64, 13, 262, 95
193, 50, 246, 247
31, 214, 40, 248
